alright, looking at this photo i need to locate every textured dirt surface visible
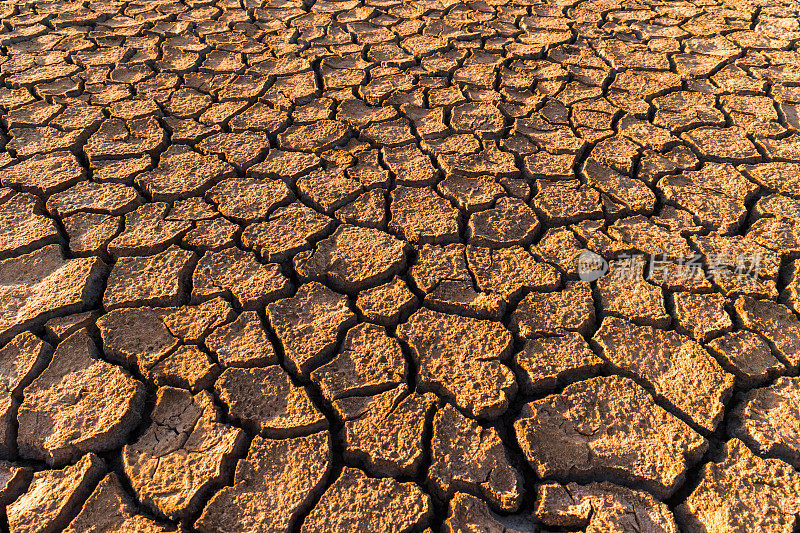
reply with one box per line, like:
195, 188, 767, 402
1, 0, 800, 531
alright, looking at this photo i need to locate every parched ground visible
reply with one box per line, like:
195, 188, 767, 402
1, 0, 800, 531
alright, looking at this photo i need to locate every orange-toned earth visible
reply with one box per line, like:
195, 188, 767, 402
0, 0, 800, 531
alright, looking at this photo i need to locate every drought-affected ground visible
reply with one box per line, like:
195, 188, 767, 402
0, 0, 799, 531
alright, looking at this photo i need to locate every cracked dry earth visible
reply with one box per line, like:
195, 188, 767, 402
3, 1, 800, 533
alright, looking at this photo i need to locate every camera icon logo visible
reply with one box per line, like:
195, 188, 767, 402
577, 250, 608, 282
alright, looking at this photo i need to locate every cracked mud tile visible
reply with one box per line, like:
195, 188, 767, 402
345, 152, 392, 191
382, 144, 439, 186
215, 365, 327, 437
593, 316, 734, 432
335, 384, 435, 478
335, 188, 389, 229
735, 296, 800, 369
0, 192, 60, 259
103, 245, 196, 310
161, 297, 234, 344
747, 217, 800, 258
741, 162, 800, 197
197, 131, 270, 170
682, 127, 761, 164
437, 175, 505, 213
300, 467, 432, 533
652, 91, 724, 132
135, 145, 236, 202
0, 244, 106, 343
532, 227, 587, 278
535, 481, 679, 532
182, 217, 238, 252
266, 282, 356, 378
410, 243, 471, 294
46, 180, 142, 218
192, 248, 291, 310
311, 322, 406, 401
0, 331, 52, 457
147, 344, 219, 392
247, 149, 321, 182
7, 126, 84, 157
729, 377, 800, 470
605, 215, 694, 258
63, 212, 121, 257
241, 201, 334, 262
532, 179, 603, 224
671, 291, 733, 342
428, 403, 523, 511
583, 159, 656, 217
196, 432, 331, 533
1, 151, 84, 195
409, 243, 505, 319
524, 151, 576, 180
98, 306, 178, 373
64, 473, 175, 533
754, 194, 800, 225
204, 311, 276, 368
277, 120, 350, 153
107, 202, 191, 257
676, 439, 800, 533
397, 308, 515, 420
467, 197, 540, 248
166, 197, 217, 223
692, 234, 781, 282
83, 116, 166, 162
17, 329, 145, 466
515, 333, 603, 395
206, 177, 293, 223
355, 277, 418, 326
0, 460, 30, 506
511, 281, 595, 337
7, 452, 105, 533
596, 260, 670, 328
781, 260, 800, 314
123, 386, 245, 521
443, 492, 536, 532
658, 163, 758, 235
515, 375, 707, 499
707, 330, 785, 388
466, 245, 561, 299
438, 145, 519, 179
389, 185, 461, 244
228, 102, 286, 133
294, 224, 408, 292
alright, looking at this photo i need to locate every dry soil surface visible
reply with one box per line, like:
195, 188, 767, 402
0, 0, 800, 531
